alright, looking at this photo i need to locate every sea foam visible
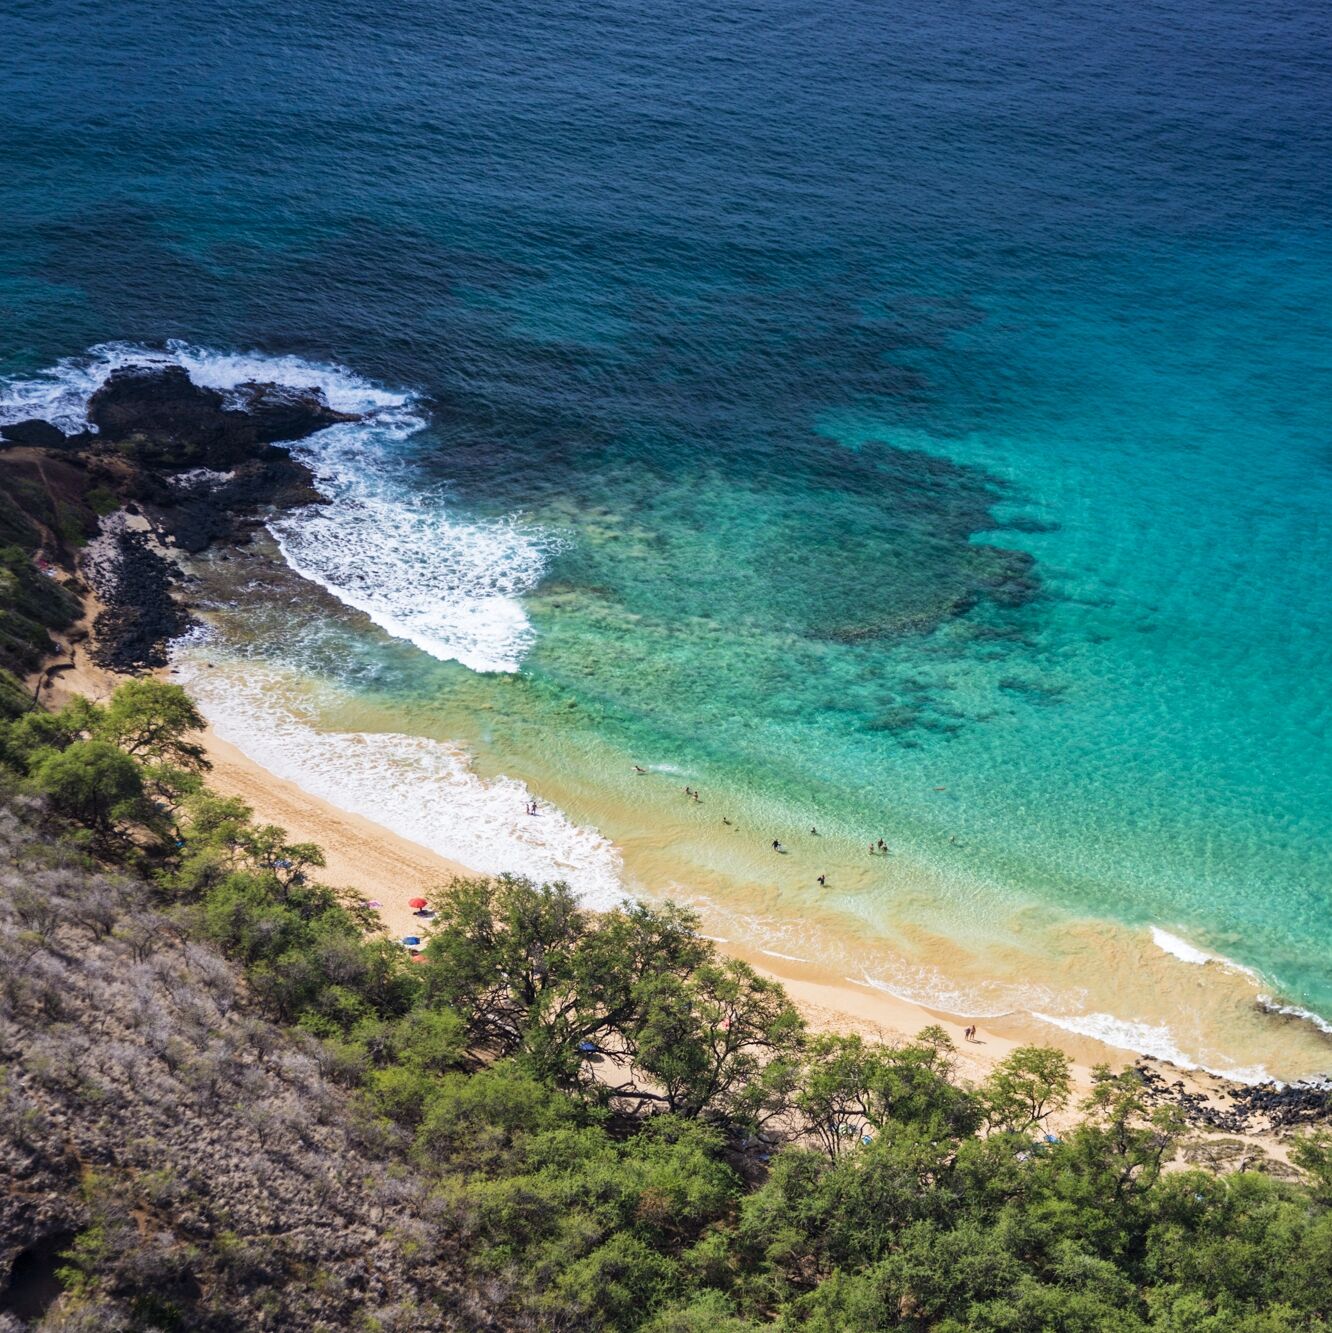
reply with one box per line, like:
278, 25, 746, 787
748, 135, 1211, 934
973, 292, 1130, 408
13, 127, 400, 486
0, 342, 552, 674
172, 654, 625, 910
1150, 927, 1216, 966
1032, 1010, 1275, 1085
270, 422, 554, 675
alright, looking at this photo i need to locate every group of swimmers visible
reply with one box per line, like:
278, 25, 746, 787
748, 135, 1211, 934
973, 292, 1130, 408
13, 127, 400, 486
626, 765, 901, 887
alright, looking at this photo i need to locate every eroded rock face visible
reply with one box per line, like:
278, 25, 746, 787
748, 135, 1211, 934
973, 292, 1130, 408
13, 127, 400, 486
86, 364, 357, 466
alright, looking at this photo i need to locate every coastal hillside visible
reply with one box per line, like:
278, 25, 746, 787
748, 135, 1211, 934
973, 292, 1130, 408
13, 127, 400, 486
0, 459, 1329, 1327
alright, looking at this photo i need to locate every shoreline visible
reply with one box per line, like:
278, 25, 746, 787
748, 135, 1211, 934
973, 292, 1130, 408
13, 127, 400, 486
32, 531, 1327, 1155
33, 626, 1295, 1142
149, 682, 1332, 1151
11, 349, 1328, 1110
37, 621, 1119, 1091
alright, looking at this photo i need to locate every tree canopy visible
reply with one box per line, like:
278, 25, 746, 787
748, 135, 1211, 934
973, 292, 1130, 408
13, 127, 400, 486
5, 678, 1332, 1331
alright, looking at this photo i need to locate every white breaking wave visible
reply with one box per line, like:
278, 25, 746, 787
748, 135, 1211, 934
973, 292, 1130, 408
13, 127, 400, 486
0, 340, 411, 427
1257, 997, 1332, 1039
1032, 1010, 1275, 1085
1149, 926, 1259, 979
1150, 927, 1216, 966
270, 421, 554, 675
173, 655, 625, 909
0, 341, 553, 674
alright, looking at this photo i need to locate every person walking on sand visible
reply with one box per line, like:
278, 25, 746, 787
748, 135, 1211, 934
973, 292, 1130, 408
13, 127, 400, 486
817, 874, 826, 886
772, 839, 784, 852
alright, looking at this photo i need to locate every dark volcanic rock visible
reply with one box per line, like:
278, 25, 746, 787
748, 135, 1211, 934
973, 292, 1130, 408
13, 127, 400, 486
88, 530, 195, 671
161, 457, 327, 553
232, 378, 356, 446
87, 364, 357, 467
0, 418, 68, 448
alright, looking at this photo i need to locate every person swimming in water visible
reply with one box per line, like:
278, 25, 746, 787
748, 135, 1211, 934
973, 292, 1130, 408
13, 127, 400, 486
817, 874, 826, 886
634, 764, 647, 774
810, 826, 818, 836
772, 839, 784, 852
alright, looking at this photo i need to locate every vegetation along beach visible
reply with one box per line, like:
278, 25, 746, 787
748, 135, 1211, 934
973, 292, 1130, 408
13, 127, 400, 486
1, 0, 1330, 1327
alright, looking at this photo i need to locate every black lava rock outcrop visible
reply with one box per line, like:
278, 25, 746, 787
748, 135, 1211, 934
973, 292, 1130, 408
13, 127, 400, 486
0, 419, 69, 449
85, 527, 195, 672
87, 364, 358, 468
0, 360, 357, 673
1128, 1059, 1332, 1135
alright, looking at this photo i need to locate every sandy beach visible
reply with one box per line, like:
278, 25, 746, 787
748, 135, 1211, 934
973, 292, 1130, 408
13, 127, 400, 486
181, 702, 1311, 1158
33, 594, 1309, 1161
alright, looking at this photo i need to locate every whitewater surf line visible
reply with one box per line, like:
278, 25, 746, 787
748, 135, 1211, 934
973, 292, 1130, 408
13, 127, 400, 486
0, 341, 555, 676
171, 650, 626, 909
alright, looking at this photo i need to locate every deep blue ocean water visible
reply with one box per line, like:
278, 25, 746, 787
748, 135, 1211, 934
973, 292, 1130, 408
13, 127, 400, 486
3, 0, 1331, 1074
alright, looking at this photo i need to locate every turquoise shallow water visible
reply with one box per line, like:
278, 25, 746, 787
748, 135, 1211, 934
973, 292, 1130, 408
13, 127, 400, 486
2, 0, 1330, 1072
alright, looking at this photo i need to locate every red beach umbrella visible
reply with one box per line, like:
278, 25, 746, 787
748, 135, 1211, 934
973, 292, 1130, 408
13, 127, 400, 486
408, 896, 428, 910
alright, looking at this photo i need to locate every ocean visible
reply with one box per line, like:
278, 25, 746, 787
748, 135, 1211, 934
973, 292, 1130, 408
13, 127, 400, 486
2, 0, 1330, 1079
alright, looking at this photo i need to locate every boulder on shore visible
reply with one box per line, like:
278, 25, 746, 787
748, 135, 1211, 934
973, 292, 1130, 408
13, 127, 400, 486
0, 418, 69, 448
86, 364, 358, 467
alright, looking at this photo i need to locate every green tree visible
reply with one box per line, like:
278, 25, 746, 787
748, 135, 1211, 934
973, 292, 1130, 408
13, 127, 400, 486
982, 1045, 1072, 1134
1073, 1066, 1183, 1203
865, 1026, 981, 1140
1290, 1129, 1332, 1206
4, 693, 102, 761
31, 738, 146, 833
629, 958, 805, 1123
797, 1027, 980, 1159
423, 875, 707, 1086
796, 1033, 879, 1160
94, 678, 209, 771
